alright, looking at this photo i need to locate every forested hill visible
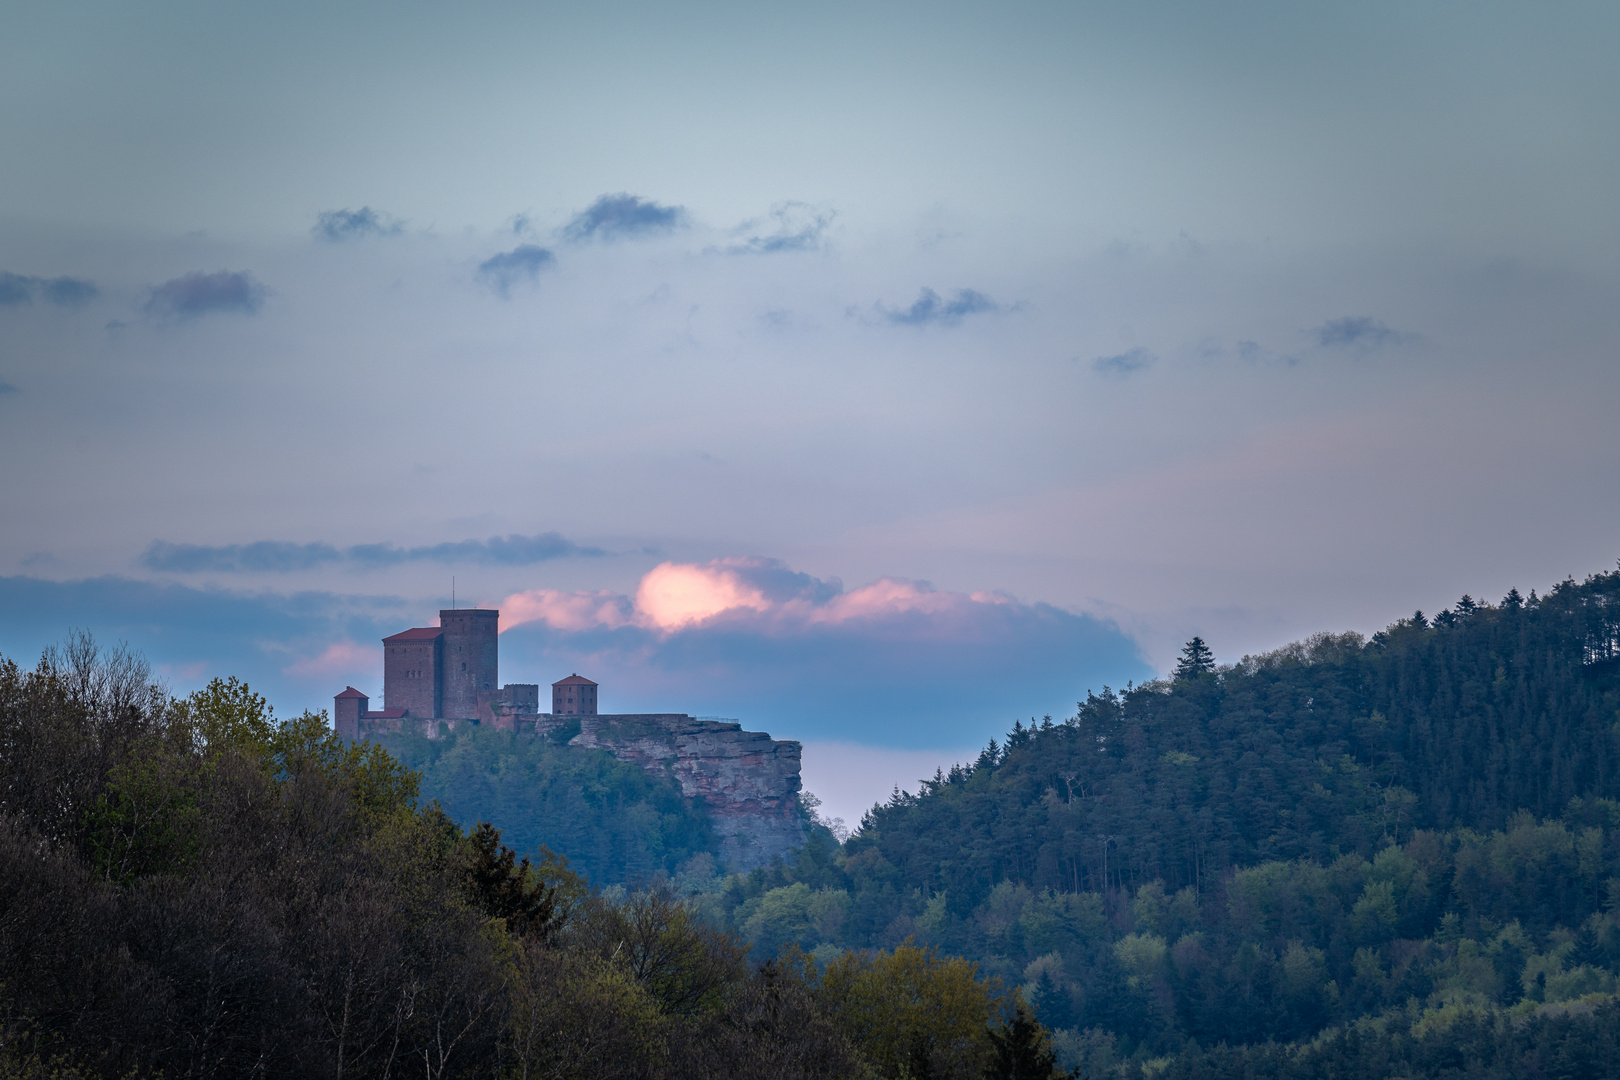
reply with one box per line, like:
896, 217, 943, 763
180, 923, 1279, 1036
850, 568, 1620, 907
709, 568, 1620, 1075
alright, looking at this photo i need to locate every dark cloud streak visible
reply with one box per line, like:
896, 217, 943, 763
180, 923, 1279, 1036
477, 245, 555, 296
563, 194, 686, 242
882, 287, 1001, 327
1093, 347, 1155, 375
145, 271, 264, 320
313, 207, 404, 242
142, 532, 606, 574
0, 272, 100, 308
730, 202, 833, 254
1313, 316, 1411, 350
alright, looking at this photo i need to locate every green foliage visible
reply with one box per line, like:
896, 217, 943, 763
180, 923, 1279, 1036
460, 820, 563, 940
375, 724, 719, 884
0, 639, 889, 1079
83, 745, 202, 882
271, 708, 421, 815
810, 941, 1006, 1080
1172, 637, 1215, 681
986, 1002, 1072, 1080
1151, 998, 1620, 1080
175, 675, 276, 756
691, 567, 1620, 1074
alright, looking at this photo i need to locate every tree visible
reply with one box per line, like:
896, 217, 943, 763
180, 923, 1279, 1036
985, 1002, 1071, 1080
816, 942, 1005, 1080
1172, 638, 1216, 680
461, 821, 563, 940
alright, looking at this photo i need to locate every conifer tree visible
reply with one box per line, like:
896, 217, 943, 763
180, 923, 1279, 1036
1173, 637, 1216, 679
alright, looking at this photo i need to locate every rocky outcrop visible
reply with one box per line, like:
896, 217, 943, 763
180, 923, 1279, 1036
550, 714, 806, 870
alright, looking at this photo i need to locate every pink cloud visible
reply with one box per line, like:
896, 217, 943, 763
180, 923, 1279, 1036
283, 639, 375, 677
634, 559, 773, 630
499, 557, 1024, 636
491, 555, 1148, 744
500, 588, 633, 633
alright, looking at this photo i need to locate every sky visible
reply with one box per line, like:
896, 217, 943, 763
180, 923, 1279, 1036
3, 0, 1618, 827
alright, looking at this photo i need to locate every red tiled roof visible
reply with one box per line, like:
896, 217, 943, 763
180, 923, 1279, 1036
335, 686, 369, 699
383, 627, 443, 642
552, 674, 597, 686
362, 708, 409, 719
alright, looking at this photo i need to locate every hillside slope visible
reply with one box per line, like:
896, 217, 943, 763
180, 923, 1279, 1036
852, 570, 1620, 909
708, 568, 1620, 1072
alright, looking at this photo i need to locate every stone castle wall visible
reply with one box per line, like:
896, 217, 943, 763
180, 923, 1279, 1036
561, 714, 805, 868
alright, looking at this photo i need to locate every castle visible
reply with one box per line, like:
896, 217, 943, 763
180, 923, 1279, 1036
332, 608, 805, 868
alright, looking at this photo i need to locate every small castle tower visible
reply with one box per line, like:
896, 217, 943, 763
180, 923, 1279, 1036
334, 686, 368, 740
552, 674, 598, 715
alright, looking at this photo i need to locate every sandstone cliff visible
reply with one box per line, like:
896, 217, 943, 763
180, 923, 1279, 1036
550, 714, 806, 870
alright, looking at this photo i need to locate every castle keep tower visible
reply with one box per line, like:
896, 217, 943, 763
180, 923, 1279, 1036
440, 608, 498, 719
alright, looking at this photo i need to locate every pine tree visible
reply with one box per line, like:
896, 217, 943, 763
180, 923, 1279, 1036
463, 821, 560, 939
1173, 637, 1216, 680
985, 1002, 1071, 1080
1029, 969, 1074, 1030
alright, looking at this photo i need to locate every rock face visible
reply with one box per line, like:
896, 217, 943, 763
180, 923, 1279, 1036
553, 714, 806, 870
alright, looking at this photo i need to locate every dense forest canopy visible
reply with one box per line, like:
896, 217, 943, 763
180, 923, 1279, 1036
692, 567, 1620, 1075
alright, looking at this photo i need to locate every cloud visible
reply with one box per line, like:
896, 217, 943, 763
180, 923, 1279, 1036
729, 202, 834, 254
348, 533, 605, 567
563, 194, 687, 242
476, 245, 556, 296
0, 557, 1149, 749
502, 589, 633, 633
141, 532, 606, 573
0, 381, 16, 395
634, 559, 776, 629
496, 556, 1149, 745
0, 573, 407, 709
881, 287, 1000, 327
142, 541, 343, 573
313, 206, 404, 242
0, 273, 100, 308
1312, 316, 1412, 351
0, 274, 31, 306
283, 638, 375, 678
145, 271, 265, 320
1092, 347, 1154, 375
42, 277, 99, 307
